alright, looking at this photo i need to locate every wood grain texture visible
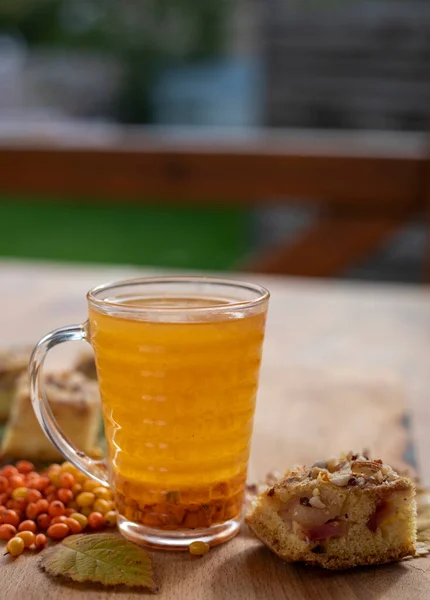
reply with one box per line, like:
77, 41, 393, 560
0, 260, 429, 598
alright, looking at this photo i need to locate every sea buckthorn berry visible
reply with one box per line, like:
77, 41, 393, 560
47, 523, 69, 539
0, 524, 17, 540
9, 498, 27, 513
48, 472, 61, 487
71, 483, 82, 496
48, 464, 61, 473
59, 473, 74, 489
70, 513, 88, 529
16, 461, 34, 475
67, 501, 78, 511
75, 472, 87, 484
12, 487, 28, 500
189, 541, 210, 556
50, 515, 67, 525
46, 493, 57, 503
26, 476, 40, 490
80, 506, 92, 517
0, 476, 8, 493
34, 533, 47, 551
44, 485, 56, 496
35, 475, 50, 491
9, 476, 25, 489
93, 486, 112, 501
76, 492, 95, 508
82, 480, 99, 493
2, 510, 19, 527
18, 520, 37, 533
64, 508, 76, 517
104, 511, 117, 527
0, 493, 9, 506
1, 466, 18, 478
64, 518, 82, 534
48, 501, 65, 517
27, 489, 42, 504
60, 462, 77, 475
6, 536, 25, 557
88, 512, 105, 529
17, 530, 36, 548
25, 503, 39, 520
37, 513, 51, 530
36, 498, 49, 512
93, 499, 110, 515
57, 488, 73, 505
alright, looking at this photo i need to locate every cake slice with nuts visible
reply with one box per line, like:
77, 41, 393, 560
0, 347, 32, 421
246, 452, 416, 570
2, 370, 101, 462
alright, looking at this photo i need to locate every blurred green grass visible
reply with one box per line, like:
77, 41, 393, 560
0, 197, 250, 270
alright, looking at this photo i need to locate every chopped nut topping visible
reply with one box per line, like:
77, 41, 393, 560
375, 471, 384, 483
282, 452, 401, 493
311, 467, 323, 479
329, 473, 351, 487
311, 461, 327, 469
326, 457, 339, 472
309, 496, 326, 509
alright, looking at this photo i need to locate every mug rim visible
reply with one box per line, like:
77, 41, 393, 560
87, 276, 270, 315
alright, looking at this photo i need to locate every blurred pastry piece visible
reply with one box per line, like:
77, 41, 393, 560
2, 370, 101, 462
74, 351, 97, 380
0, 347, 32, 421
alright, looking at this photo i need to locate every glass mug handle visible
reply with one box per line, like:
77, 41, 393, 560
29, 323, 109, 486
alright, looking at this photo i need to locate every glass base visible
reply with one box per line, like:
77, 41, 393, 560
117, 514, 241, 551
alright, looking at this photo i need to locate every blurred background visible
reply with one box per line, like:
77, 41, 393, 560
1, 0, 430, 282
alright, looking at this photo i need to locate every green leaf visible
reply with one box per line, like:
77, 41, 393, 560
40, 533, 158, 592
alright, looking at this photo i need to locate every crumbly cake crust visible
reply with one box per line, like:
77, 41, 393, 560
246, 451, 417, 570
2, 370, 101, 461
0, 347, 32, 421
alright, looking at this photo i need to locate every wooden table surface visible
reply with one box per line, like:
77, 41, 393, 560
1, 259, 430, 599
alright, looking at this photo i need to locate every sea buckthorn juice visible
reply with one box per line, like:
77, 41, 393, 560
87, 279, 269, 548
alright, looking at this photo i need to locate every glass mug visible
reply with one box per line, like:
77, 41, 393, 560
29, 277, 269, 549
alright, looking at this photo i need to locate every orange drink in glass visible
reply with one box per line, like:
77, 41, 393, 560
30, 278, 269, 549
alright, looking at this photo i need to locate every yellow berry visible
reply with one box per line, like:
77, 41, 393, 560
16, 531, 36, 548
6, 536, 25, 557
105, 511, 117, 527
69, 513, 88, 529
76, 492, 95, 507
48, 464, 61, 473
82, 480, 100, 493
93, 499, 110, 515
80, 506, 92, 517
71, 483, 82, 496
12, 487, 28, 500
93, 486, 112, 501
189, 541, 210, 556
48, 472, 61, 487
74, 471, 87, 484
60, 462, 78, 475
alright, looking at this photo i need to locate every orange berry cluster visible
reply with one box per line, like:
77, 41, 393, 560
0, 460, 116, 557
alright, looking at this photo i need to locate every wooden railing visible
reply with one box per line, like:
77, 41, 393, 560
0, 124, 428, 278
